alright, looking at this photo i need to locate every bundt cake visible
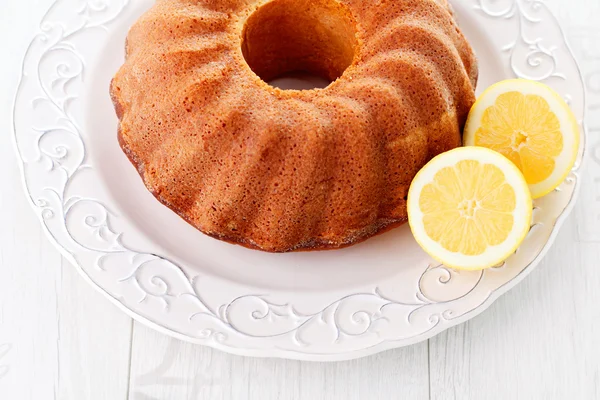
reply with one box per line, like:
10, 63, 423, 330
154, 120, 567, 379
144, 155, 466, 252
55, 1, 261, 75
111, 0, 478, 252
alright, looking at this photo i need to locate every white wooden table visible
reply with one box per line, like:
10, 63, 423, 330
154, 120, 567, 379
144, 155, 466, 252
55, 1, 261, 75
1, 1, 599, 399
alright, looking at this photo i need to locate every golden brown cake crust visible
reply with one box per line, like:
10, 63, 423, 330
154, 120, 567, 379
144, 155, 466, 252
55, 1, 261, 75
111, 0, 478, 252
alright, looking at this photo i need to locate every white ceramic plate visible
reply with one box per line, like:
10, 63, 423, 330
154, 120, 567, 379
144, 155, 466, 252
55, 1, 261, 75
13, 0, 586, 361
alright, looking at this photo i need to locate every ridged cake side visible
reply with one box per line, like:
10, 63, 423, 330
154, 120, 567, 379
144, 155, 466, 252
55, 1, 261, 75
111, 0, 478, 252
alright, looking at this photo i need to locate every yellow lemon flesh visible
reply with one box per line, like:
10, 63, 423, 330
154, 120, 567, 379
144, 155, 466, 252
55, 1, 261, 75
408, 147, 532, 270
464, 79, 580, 199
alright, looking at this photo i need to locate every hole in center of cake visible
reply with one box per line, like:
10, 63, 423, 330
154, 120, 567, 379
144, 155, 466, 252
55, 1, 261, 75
241, 0, 358, 90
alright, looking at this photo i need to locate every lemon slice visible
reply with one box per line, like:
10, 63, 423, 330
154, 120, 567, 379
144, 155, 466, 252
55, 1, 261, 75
407, 147, 532, 270
464, 79, 579, 199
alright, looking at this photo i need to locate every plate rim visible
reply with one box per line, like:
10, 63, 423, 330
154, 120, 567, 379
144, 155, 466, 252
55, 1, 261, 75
11, 0, 588, 362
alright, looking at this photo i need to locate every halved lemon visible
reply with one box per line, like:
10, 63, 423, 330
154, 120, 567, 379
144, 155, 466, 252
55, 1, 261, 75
464, 79, 580, 199
407, 147, 532, 270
